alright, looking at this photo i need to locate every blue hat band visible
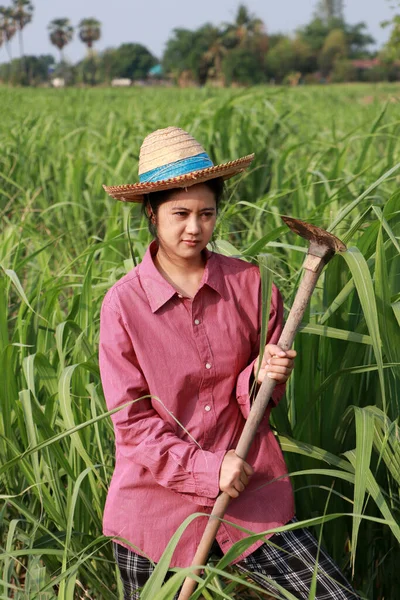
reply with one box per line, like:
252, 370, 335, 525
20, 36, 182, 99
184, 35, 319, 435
139, 152, 214, 183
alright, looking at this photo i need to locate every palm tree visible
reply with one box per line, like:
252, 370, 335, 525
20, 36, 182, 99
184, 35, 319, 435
78, 18, 101, 55
202, 26, 228, 83
224, 4, 268, 67
78, 18, 101, 86
237, 5, 264, 43
12, 0, 33, 61
48, 18, 73, 63
314, 0, 344, 23
224, 5, 265, 47
0, 6, 17, 61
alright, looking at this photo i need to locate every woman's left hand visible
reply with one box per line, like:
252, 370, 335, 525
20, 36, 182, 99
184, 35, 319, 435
253, 344, 297, 385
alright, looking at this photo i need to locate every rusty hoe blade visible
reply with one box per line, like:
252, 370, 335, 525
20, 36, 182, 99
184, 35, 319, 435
282, 216, 347, 266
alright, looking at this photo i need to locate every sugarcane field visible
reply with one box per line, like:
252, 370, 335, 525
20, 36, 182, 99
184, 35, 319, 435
1, 2, 400, 599
1, 82, 399, 600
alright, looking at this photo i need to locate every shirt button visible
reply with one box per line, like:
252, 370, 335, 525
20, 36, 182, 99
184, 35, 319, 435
205, 362, 211, 369
205, 405, 211, 412
194, 318, 200, 325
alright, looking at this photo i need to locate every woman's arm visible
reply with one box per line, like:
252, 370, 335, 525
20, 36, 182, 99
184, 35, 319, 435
99, 300, 225, 506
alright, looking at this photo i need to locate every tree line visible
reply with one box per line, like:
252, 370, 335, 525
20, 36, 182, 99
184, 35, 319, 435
1, 1, 400, 86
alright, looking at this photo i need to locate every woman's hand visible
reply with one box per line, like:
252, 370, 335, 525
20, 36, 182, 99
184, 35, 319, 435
253, 344, 296, 385
219, 449, 254, 498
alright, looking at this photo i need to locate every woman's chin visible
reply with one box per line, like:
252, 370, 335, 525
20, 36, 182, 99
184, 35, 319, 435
159, 240, 209, 261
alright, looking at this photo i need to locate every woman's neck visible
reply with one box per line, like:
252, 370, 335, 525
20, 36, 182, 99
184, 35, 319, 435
153, 245, 206, 298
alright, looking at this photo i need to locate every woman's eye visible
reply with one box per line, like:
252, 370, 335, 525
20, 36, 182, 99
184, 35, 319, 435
173, 211, 214, 218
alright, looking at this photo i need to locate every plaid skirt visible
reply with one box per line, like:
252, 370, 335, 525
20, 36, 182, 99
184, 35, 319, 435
113, 518, 361, 599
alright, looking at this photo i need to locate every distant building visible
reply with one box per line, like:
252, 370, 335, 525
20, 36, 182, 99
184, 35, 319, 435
351, 58, 380, 71
51, 78, 65, 88
111, 78, 132, 87
148, 64, 163, 78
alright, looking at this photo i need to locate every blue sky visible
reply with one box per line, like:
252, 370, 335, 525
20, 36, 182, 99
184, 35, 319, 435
1, 0, 395, 62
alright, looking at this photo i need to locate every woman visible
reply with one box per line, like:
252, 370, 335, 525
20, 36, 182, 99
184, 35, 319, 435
100, 127, 359, 599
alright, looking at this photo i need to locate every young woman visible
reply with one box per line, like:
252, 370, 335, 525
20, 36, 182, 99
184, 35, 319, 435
100, 127, 360, 599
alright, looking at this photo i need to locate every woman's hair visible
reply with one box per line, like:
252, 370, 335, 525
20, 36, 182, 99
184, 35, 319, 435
142, 177, 224, 238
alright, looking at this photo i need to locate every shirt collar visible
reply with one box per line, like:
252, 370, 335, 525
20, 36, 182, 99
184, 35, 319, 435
139, 241, 224, 313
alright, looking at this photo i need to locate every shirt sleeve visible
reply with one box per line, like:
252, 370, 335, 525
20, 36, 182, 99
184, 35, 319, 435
99, 299, 225, 507
236, 284, 286, 419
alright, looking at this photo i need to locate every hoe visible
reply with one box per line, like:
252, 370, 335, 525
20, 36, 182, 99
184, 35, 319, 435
178, 216, 347, 600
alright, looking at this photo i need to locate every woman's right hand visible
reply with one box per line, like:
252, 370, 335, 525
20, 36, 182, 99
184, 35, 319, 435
219, 449, 254, 498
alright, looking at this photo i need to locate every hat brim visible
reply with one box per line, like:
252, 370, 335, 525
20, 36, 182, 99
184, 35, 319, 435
102, 154, 255, 203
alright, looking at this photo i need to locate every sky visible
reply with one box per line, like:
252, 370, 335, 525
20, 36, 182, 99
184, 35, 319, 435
2, 0, 395, 63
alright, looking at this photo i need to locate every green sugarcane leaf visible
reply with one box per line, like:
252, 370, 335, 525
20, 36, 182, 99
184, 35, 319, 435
299, 323, 372, 345
351, 407, 375, 572
340, 248, 386, 411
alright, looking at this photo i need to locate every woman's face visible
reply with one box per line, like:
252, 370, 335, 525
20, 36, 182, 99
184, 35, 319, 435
154, 183, 217, 261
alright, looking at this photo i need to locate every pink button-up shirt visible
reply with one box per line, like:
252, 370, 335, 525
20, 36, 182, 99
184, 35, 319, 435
99, 242, 294, 568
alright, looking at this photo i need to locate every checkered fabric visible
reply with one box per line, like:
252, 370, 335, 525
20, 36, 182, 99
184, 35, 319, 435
236, 520, 360, 599
113, 542, 161, 600
113, 519, 360, 599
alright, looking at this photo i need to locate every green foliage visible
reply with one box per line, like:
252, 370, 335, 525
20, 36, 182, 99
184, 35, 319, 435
381, 15, 400, 61
265, 37, 314, 82
222, 47, 265, 86
0, 54, 54, 85
297, 17, 374, 65
344, 22, 375, 58
314, 0, 344, 24
0, 85, 399, 598
101, 43, 157, 81
163, 25, 224, 85
0, 3, 385, 87
330, 59, 357, 83
297, 17, 340, 53
265, 38, 298, 82
318, 28, 347, 76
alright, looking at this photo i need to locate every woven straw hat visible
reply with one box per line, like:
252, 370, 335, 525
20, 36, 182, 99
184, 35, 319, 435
103, 126, 254, 203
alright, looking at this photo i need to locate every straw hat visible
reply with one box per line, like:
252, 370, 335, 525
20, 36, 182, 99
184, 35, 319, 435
103, 126, 254, 203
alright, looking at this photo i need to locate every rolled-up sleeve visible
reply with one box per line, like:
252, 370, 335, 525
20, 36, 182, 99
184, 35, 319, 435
99, 299, 224, 506
236, 284, 286, 418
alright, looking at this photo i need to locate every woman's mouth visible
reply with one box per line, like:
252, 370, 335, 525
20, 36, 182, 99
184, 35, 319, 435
182, 240, 200, 247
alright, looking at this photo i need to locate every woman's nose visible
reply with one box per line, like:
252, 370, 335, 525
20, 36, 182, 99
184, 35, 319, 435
186, 217, 201, 234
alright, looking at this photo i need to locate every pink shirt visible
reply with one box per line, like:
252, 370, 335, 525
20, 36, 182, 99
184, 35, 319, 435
99, 241, 294, 567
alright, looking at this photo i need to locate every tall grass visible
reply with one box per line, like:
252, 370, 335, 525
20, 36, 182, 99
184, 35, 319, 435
0, 84, 399, 599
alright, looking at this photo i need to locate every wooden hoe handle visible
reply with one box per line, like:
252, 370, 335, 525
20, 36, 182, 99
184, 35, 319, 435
177, 260, 327, 600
